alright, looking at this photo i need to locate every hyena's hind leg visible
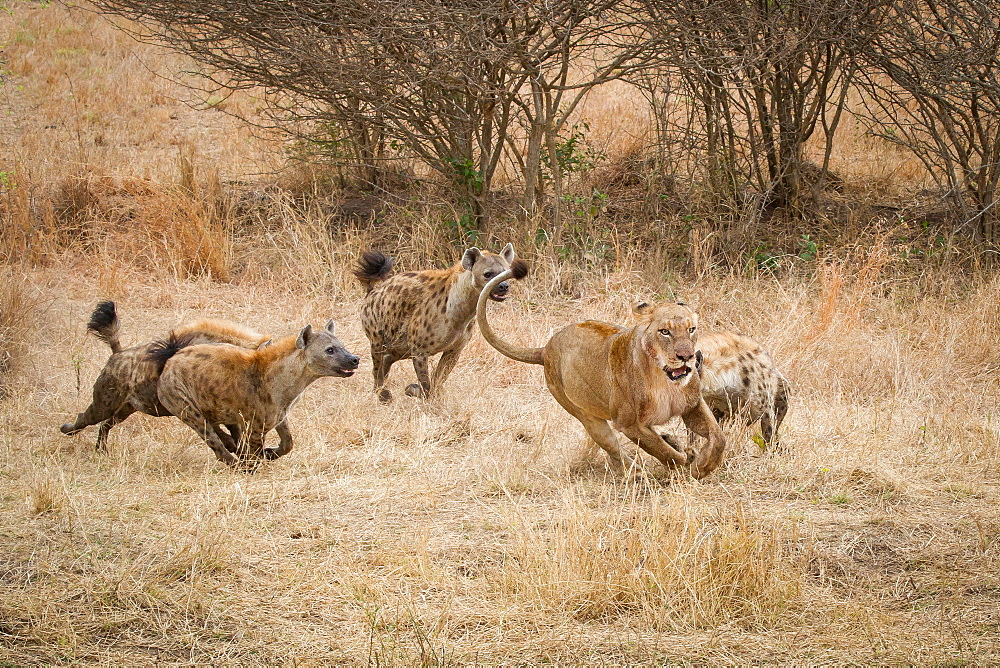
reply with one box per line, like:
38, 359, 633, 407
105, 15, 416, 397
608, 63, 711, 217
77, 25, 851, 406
760, 378, 790, 449
61, 374, 128, 445
405, 355, 431, 398
175, 413, 239, 467
373, 352, 399, 403
217, 424, 244, 454
93, 405, 137, 451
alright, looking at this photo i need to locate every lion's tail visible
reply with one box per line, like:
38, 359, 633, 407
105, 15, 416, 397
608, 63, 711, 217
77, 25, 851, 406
476, 259, 544, 365
86, 301, 123, 354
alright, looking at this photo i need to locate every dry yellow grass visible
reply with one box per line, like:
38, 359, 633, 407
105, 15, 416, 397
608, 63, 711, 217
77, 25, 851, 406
2, 2, 1000, 664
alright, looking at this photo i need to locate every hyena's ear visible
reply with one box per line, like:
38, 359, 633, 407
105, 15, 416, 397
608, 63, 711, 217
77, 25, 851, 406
500, 243, 515, 264
632, 301, 653, 316
296, 324, 313, 349
324, 319, 336, 334
256, 338, 273, 350
461, 247, 482, 271
696, 349, 704, 374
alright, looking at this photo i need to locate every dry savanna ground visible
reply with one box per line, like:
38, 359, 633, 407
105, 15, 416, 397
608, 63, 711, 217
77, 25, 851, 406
2, 2, 1000, 664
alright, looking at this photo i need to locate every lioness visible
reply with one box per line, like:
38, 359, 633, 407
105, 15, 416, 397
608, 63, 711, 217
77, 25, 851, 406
477, 262, 725, 479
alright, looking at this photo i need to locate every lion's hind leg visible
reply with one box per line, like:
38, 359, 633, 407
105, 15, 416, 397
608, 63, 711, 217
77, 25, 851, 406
577, 415, 637, 473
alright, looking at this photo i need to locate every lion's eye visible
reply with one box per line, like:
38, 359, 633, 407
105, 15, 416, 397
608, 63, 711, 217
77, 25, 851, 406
658, 328, 670, 337
688, 326, 696, 333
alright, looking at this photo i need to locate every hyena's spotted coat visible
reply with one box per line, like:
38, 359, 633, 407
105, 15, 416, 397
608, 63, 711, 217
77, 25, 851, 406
60, 301, 271, 450
354, 244, 516, 401
694, 330, 790, 448
154, 320, 359, 467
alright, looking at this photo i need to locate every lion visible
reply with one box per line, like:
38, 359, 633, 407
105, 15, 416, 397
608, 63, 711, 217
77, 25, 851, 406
476, 262, 726, 479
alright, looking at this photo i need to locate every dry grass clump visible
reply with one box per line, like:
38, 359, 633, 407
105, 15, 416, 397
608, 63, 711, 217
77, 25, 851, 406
502, 484, 801, 630
0, 264, 42, 394
26, 472, 67, 515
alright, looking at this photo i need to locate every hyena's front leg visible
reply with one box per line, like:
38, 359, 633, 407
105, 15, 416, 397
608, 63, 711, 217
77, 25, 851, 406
429, 343, 467, 396
405, 355, 431, 398
265, 420, 294, 460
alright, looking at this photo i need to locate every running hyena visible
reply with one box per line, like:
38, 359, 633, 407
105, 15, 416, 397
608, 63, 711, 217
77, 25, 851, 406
354, 244, 516, 402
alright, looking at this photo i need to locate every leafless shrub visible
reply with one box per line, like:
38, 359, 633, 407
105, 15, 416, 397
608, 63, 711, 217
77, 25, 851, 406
634, 0, 886, 226
859, 0, 1000, 249
87, 0, 652, 231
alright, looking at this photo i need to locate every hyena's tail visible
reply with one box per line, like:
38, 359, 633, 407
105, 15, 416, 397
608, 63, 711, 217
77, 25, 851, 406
87, 301, 123, 354
146, 332, 199, 373
353, 250, 395, 292
476, 259, 544, 365
773, 373, 790, 432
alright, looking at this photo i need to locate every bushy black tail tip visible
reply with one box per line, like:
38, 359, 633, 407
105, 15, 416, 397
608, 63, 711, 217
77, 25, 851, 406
510, 258, 529, 281
86, 301, 117, 333
353, 249, 395, 284
146, 332, 197, 371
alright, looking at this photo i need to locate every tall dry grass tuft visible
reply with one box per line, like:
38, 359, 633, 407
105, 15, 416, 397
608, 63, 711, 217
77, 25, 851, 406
500, 483, 802, 630
0, 264, 41, 395
27, 473, 66, 515
129, 185, 233, 281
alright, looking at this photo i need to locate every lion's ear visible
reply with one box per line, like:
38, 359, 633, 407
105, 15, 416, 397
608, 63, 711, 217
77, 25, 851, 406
633, 301, 653, 316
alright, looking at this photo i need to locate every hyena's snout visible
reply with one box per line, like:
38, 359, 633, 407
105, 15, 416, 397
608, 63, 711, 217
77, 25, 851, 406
490, 280, 510, 301
334, 351, 361, 376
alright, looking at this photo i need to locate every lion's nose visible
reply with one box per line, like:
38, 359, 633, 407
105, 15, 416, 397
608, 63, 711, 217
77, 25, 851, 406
677, 351, 695, 362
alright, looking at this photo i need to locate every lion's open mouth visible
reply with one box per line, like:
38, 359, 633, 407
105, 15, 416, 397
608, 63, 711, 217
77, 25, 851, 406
664, 365, 691, 381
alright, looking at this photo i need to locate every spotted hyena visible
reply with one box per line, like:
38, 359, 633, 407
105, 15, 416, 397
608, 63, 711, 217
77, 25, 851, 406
354, 244, 516, 402
692, 330, 790, 448
154, 320, 359, 467
60, 301, 271, 450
